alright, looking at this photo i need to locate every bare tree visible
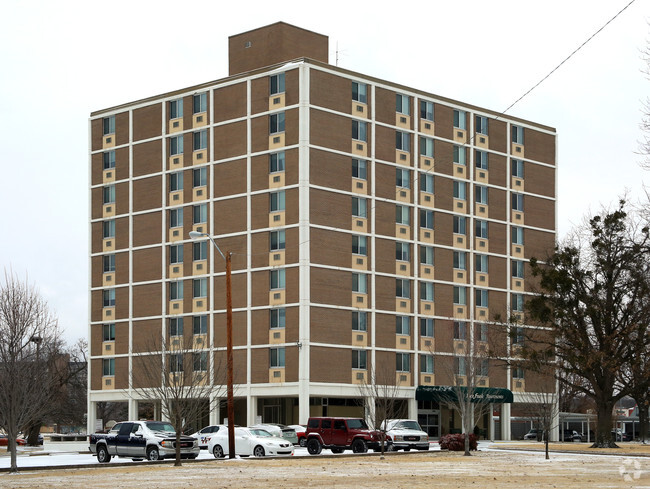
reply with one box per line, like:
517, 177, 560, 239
518, 364, 558, 460
0, 272, 63, 472
130, 333, 227, 466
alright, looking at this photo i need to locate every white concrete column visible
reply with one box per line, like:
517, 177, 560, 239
128, 398, 138, 421
87, 400, 97, 433
408, 397, 418, 421
248, 394, 258, 426
489, 404, 495, 441
501, 403, 512, 440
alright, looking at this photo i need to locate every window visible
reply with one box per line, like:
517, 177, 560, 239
420, 318, 434, 337
476, 289, 489, 307
420, 100, 434, 121
396, 316, 410, 335
193, 352, 208, 372
270, 73, 285, 95
453, 216, 466, 235
420, 355, 434, 374
270, 191, 286, 212
270, 269, 285, 290
169, 99, 183, 119
170, 171, 184, 192
103, 358, 115, 376
475, 220, 488, 239
270, 152, 285, 173
512, 193, 524, 212
512, 260, 525, 279
513, 366, 525, 379
453, 110, 466, 130
420, 209, 434, 229
420, 173, 434, 194
420, 245, 434, 266
103, 115, 115, 135
103, 254, 115, 273
352, 273, 367, 294
453, 145, 466, 165
193, 278, 207, 298
477, 322, 488, 342
352, 120, 367, 141
103, 220, 115, 238
420, 136, 434, 157
513, 327, 525, 346
455, 357, 466, 376
269, 112, 285, 134
352, 349, 367, 369
453, 321, 466, 340
352, 159, 367, 179
193, 204, 207, 224
511, 125, 524, 144
396, 278, 410, 299
170, 135, 184, 156
352, 197, 367, 218
352, 311, 367, 332
396, 242, 410, 262
103, 151, 115, 169
453, 287, 466, 306
270, 347, 285, 368
170, 353, 183, 373
352, 235, 367, 255
270, 308, 285, 329
103, 289, 115, 307
453, 181, 466, 200
396, 94, 410, 115
352, 82, 367, 103
512, 159, 524, 178
475, 254, 488, 273
512, 293, 524, 312
193, 93, 207, 114
193, 167, 207, 188
420, 281, 434, 302
512, 226, 524, 245
476, 115, 488, 135
475, 185, 488, 205
193, 315, 208, 335
396, 168, 410, 189
475, 150, 488, 170
169, 208, 183, 228
170, 281, 183, 300
396, 131, 410, 152
396, 205, 410, 225
193, 241, 207, 261
270, 230, 285, 251
453, 251, 466, 270
396, 353, 410, 372
170, 317, 183, 336
103, 323, 115, 341
193, 130, 207, 151
168, 244, 183, 265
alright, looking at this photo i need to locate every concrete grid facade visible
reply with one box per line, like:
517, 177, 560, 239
88, 22, 557, 439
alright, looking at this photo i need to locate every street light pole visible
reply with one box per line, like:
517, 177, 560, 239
189, 231, 235, 459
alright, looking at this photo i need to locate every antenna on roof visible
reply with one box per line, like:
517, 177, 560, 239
336, 42, 347, 67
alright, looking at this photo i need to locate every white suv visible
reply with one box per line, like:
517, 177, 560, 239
382, 419, 429, 451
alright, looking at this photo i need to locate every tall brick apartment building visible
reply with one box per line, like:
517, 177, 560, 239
88, 22, 557, 439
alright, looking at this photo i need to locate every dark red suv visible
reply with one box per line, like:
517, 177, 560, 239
304, 417, 389, 454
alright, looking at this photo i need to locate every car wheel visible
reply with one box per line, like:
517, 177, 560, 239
96, 445, 111, 463
253, 445, 266, 457
306, 438, 322, 455
331, 447, 344, 454
351, 439, 367, 453
213, 444, 225, 458
146, 446, 161, 461
299, 437, 307, 448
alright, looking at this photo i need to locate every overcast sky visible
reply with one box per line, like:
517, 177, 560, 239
1, 0, 648, 344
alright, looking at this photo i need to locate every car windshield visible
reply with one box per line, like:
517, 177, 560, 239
393, 421, 421, 431
145, 422, 175, 433
346, 419, 369, 430
249, 429, 272, 437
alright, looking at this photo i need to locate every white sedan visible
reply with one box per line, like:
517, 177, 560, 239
189, 425, 227, 449
207, 427, 294, 458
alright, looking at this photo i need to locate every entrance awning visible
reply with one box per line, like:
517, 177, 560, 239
416, 385, 514, 404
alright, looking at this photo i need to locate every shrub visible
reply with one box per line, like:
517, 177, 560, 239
439, 433, 478, 451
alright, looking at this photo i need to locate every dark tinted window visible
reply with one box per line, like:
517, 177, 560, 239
307, 419, 320, 428
321, 419, 332, 429
118, 423, 134, 435
346, 419, 369, 430
334, 420, 346, 430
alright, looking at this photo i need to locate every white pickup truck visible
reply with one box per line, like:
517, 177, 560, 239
89, 420, 199, 462
382, 419, 429, 451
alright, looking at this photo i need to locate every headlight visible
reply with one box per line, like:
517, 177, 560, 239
161, 440, 174, 448
394, 435, 403, 442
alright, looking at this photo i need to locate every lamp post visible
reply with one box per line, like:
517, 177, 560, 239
189, 231, 235, 459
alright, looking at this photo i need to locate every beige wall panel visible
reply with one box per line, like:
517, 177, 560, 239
133, 247, 162, 283
133, 176, 161, 212
310, 346, 349, 383
214, 121, 247, 160
213, 82, 247, 123
132, 283, 162, 319
525, 129, 556, 165
310, 70, 353, 114
133, 103, 162, 142
310, 188, 350, 230
311, 267, 354, 307
132, 211, 162, 248
214, 197, 247, 234
310, 306, 352, 345
310, 109, 353, 154
133, 140, 162, 178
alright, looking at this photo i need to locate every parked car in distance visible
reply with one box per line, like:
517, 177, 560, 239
0, 435, 26, 447
208, 427, 294, 458
523, 429, 545, 441
287, 425, 307, 446
381, 419, 429, 451
612, 429, 632, 442
560, 430, 582, 442
249, 423, 298, 445
189, 425, 226, 449
305, 417, 390, 454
